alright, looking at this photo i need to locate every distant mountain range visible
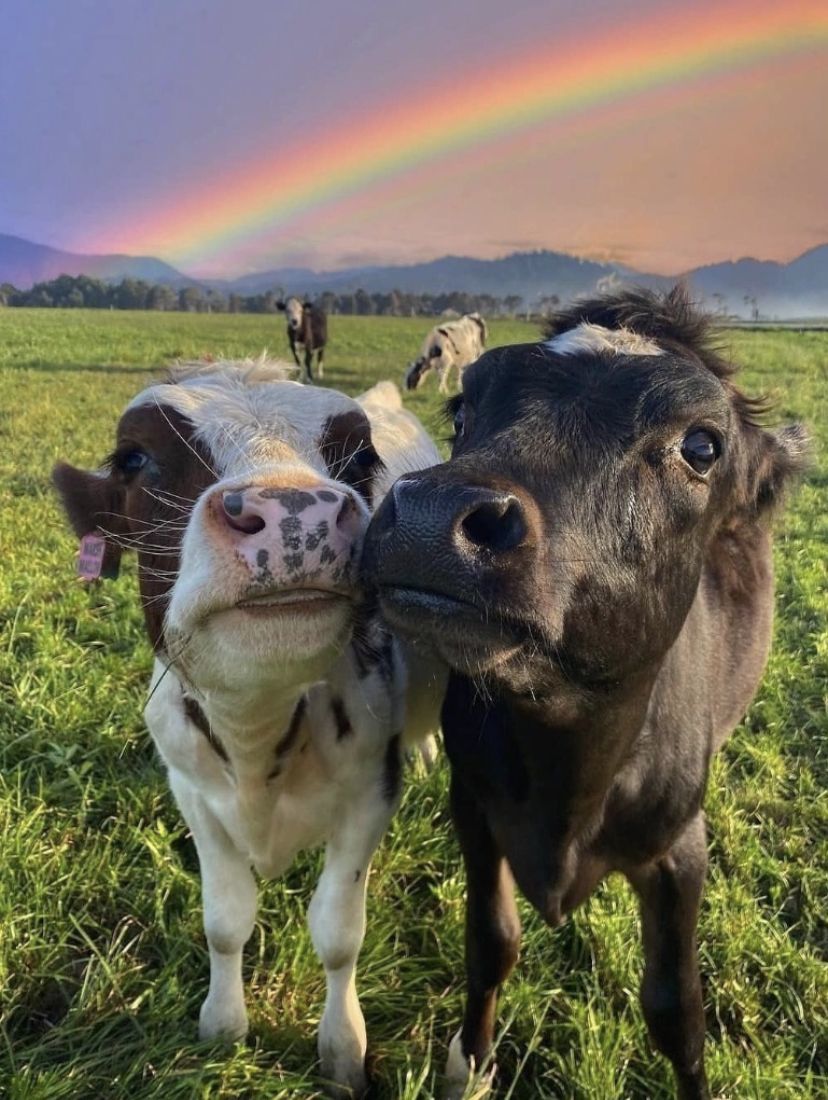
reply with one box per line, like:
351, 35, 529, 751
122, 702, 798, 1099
0, 233, 193, 288
2, 232, 827, 318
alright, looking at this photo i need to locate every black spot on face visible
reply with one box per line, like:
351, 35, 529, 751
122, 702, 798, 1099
263, 488, 318, 514
305, 520, 329, 552
280, 514, 303, 551
283, 551, 304, 574
318, 410, 381, 502
317, 490, 337, 503
256, 548, 269, 569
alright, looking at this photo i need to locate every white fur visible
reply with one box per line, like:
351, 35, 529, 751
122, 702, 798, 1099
443, 1028, 496, 1099
545, 322, 663, 358
127, 362, 445, 1094
407, 313, 488, 394
284, 296, 304, 332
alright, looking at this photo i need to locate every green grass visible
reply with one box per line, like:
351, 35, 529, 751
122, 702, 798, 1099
0, 309, 825, 1099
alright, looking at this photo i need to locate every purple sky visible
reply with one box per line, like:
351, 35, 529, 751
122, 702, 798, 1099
1, 0, 826, 275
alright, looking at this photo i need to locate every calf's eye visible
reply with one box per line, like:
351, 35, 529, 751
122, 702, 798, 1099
453, 405, 465, 435
120, 449, 149, 475
681, 429, 720, 475
351, 444, 378, 469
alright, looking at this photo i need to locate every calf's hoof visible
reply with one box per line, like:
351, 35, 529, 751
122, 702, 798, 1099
675, 1066, 711, 1100
443, 1029, 495, 1100
319, 1055, 367, 1099
198, 996, 248, 1042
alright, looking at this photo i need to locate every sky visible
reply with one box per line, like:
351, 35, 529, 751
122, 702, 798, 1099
1, 0, 826, 278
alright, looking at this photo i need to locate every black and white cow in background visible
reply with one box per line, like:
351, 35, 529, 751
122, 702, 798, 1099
278, 297, 328, 382
364, 288, 807, 1099
405, 312, 488, 394
53, 360, 444, 1097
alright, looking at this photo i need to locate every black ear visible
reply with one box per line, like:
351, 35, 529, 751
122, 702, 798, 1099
52, 462, 126, 577
744, 423, 810, 517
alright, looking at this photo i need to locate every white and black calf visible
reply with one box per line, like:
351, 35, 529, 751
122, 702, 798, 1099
405, 313, 487, 394
278, 297, 328, 382
365, 289, 808, 1099
53, 361, 443, 1096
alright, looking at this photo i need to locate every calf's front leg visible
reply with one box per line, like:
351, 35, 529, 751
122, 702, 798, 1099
444, 774, 521, 1100
627, 812, 711, 1100
171, 775, 257, 1042
308, 786, 397, 1097
289, 335, 302, 367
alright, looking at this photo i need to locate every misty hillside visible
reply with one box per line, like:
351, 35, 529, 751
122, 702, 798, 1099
0, 234, 191, 288
2, 234, 827, 317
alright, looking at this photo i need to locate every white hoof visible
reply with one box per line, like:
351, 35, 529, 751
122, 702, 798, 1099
319, 1022, 368, 1098
319, 1050, 367, 1098
443, 1029, 495, 1100
198, 995, 248, 1042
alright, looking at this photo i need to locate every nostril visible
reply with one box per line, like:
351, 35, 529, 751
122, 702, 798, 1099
222, 492, 266, 535
334, 494, 354, 529
460, 497, 527, 553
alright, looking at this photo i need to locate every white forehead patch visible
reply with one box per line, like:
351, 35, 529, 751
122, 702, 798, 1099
126, 356, 359, 477
546, 323, 663, 358
285, 297, 304, 326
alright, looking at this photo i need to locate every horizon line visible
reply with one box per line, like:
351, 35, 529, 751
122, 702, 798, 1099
2, 229, 826, 282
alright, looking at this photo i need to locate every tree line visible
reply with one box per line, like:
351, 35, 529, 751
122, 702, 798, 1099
0, 274, 547, 317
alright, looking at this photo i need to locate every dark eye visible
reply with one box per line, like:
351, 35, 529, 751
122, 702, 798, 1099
120, 449, 149, 475
681, 429, 720, 475
351, 443, 378, 469
453, 404, 465, 435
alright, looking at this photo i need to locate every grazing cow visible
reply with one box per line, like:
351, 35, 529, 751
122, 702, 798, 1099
278, 297, 328, 381
53, 359, 443, 1097
405, 312, 487, 394
363, 288, 807, 1099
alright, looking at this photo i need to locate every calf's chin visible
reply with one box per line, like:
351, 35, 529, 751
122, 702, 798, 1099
166, 606, 352, 696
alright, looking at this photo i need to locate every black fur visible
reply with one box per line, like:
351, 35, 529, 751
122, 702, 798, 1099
363, 287, 807, 1100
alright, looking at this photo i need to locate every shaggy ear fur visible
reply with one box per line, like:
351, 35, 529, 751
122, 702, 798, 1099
52, 462, 126, 577
745, 423, 811, 518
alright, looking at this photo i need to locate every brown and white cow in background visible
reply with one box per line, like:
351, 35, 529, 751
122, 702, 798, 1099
404, 312, 488, 394
53, 360, 444, 1097
278, 296, 328, 382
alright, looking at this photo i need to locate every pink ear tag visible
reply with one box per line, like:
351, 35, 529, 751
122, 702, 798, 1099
78, 533, 107, 580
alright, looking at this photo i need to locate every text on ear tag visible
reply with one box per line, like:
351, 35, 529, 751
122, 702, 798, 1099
78, 533, 107, 580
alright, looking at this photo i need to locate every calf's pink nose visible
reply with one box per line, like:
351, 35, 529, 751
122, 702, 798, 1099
214, 485, 362, 587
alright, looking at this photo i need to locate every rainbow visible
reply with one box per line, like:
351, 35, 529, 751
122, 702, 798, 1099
95, 0, 828, 272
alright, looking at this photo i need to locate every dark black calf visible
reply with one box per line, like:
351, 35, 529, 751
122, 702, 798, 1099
362, 287, 807, 1099
277, 296, 327, 381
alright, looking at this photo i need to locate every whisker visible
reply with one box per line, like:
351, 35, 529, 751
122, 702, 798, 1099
152, 392, 218, 480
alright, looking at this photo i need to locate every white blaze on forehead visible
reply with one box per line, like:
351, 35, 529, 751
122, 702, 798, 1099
125, 358, 361, 478
546, 323, 663, 357
285, 297, 304, 328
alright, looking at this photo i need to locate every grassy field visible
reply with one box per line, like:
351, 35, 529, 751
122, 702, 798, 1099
0, 309, 825, 1099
